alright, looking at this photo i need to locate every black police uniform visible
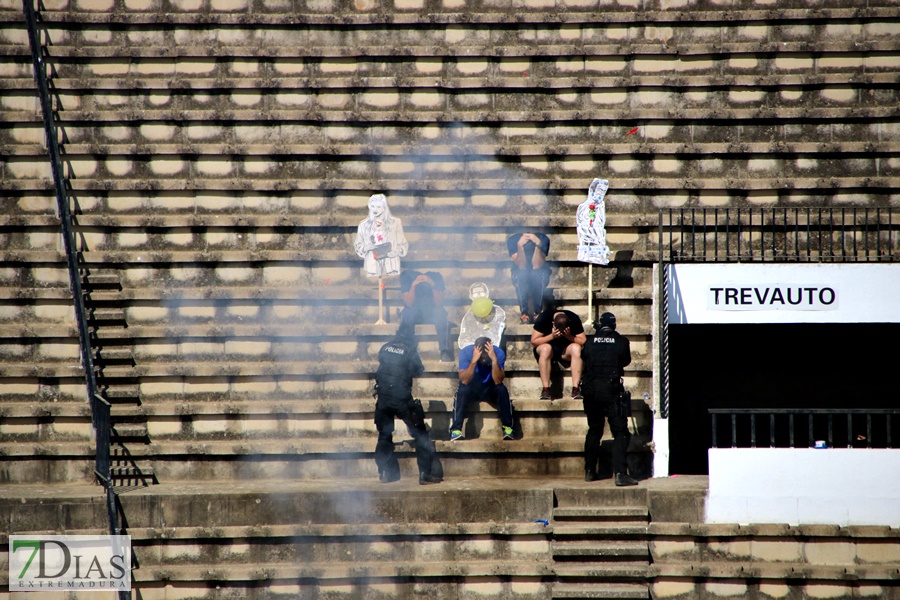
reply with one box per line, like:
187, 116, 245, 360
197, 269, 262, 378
580, 325, 632, 477
374, 335, 436, 482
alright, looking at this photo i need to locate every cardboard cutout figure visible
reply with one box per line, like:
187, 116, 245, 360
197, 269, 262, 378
355, 193, 408, 277
457, 283, 506, 349
576, 178, 611, 266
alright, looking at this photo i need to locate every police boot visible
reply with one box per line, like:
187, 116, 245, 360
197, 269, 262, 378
379, 470, 401, 483
419, 473, 443, 485
615, 472, 639, 487
584, 469, 600, 482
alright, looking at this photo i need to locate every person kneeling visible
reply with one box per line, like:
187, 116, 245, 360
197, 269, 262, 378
450, 337, 515, 441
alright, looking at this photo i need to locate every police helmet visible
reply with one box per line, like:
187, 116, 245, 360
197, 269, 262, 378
596, 312, 616, 330
395, 322, 417, 346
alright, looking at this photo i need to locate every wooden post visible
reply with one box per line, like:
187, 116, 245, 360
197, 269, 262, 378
375, 276, 386, 324
587, 263, 593, 325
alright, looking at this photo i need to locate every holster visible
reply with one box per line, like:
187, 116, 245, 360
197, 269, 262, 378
410, 398, 427, 431
615, 389, 632, 418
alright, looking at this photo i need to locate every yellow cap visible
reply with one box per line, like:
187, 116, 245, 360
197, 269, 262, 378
471, 297, 493, 318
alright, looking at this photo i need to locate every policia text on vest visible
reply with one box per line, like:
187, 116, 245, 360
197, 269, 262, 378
708, 285, 837, 310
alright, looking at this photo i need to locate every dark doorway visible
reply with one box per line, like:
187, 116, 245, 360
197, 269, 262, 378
667, 323, 898, 475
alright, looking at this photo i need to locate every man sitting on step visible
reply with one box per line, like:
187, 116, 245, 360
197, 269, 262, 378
399, 269, 454, 362
374, 324, 442, 485
531, 307, 586, 401
450, 337, 515, 442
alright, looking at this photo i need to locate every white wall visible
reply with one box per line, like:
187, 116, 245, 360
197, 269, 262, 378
706, 448, 900, 526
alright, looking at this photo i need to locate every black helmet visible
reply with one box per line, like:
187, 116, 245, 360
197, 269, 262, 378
596, 312, 616, 330
395, 322, 417, 347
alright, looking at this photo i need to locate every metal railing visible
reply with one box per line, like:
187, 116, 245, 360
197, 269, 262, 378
22, 0, 125, 578
709, 408, 899, 450
659, 207, 900, 263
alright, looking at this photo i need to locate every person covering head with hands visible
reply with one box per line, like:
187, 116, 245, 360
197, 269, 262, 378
507, 232, 551, 324
531, 307, 586, 400
450, 336, 515, 442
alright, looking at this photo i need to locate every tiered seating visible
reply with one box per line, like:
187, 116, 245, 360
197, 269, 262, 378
1, 0, 899, 597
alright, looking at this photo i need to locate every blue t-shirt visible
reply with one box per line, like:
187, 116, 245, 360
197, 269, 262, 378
458, 344, 506, 384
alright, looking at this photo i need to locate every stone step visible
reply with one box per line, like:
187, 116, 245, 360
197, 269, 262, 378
19, 107, 892, 131
553, 487, 650, 509
647, 522, 900, 539
110, 464, 157, 487
130, 535, 550, 567
12, 121, 900, 150
552, 540, 649, 560
0, 407, 598, 439
26, 5, 899, 22
8, 173, 897, 195
1, 436, 589, 455
554, 506, 650, 521
552, 582, 650, 599
0, 213, 655, 228
0, 285, 656, 308
129, 559, 554, 583
650, 561, 900, 580
0, 397, 648, 417
552, 563, 649, 579
553, 525, 650, 538
0, 248, 658, 267
122, 521, 551, 541
0, 359, 654, 379
32, 43, 900, 66
0, 286, 653, 314
0, 440, 646, 482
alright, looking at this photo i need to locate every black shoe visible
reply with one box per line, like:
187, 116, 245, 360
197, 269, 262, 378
440, 350, 454, 362
539, 387, 551, 400
572, 387, 583, 400
419, 473, 443, 485
379, 471, 401, 483
585, 469, 600, 482
615, 473, 639, 487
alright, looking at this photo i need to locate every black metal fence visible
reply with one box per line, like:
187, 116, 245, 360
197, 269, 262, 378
23, 0, 125, 583
659, 207, 900, 263
709, 408, 899, 450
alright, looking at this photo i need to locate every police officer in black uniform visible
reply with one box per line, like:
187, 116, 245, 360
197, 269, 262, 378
374, 324, 442, 485
580, 312, 638, 486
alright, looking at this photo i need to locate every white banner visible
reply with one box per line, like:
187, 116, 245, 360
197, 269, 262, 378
668, 263, 900, 324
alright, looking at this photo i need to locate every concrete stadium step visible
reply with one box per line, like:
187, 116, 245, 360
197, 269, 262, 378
0, 362, 654, 389
28, 5, 897, 22
552, 563, 649, 579
551, 489, 652, 600
100, 284, 652, 304
553, 506, 650, 522
129, 560, 553, 584
0, 438, 639, 481
552, 582, 649, 599
552, 540, 649, 560
3, 213, 655, 229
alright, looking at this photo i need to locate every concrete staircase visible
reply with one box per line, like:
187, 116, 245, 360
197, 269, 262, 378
552, 488, 651, 600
